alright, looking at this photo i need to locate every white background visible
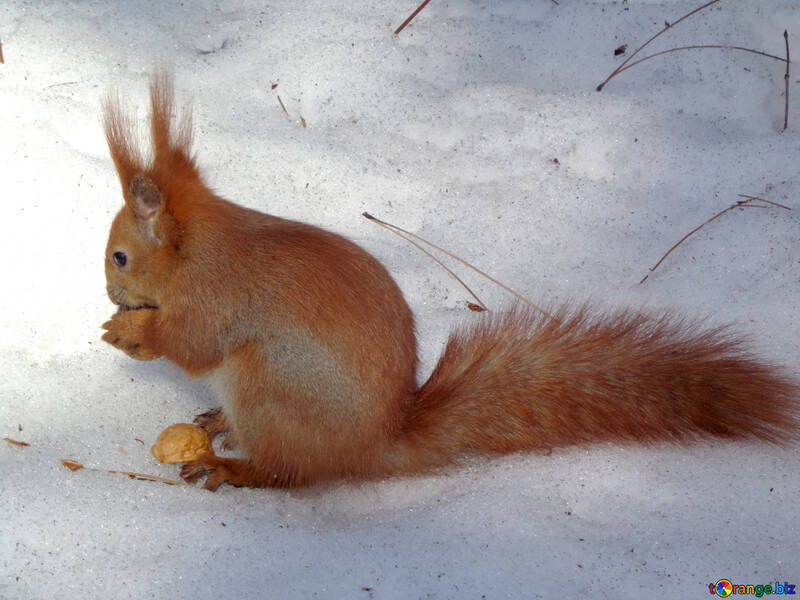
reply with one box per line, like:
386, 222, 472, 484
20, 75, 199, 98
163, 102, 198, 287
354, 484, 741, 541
1, 1, 798, 598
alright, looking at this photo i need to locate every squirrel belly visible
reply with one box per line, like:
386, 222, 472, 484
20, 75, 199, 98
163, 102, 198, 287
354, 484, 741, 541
101, 74, 799, 490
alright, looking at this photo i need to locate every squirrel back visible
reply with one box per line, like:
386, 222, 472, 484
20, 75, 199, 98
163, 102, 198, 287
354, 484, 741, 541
101, 74, 798, 490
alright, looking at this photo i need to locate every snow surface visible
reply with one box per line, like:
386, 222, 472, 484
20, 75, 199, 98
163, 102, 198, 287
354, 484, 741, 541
1, 1, 799, 598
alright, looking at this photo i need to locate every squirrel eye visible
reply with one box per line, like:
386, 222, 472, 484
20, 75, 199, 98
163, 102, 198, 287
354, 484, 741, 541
113, 251, 127, 267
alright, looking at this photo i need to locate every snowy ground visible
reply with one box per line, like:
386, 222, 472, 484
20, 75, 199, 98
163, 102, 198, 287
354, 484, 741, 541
1, 1, 799, 598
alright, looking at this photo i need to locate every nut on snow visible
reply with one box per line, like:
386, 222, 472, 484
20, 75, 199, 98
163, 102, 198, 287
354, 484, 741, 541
151, 423, 212, 463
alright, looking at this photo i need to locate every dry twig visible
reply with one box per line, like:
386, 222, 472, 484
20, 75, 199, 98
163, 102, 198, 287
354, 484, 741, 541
601, 44, 787, 85
4, 437, 29, 447
60, 458, 185, 486
596, 0, 790, 114
784, 30, 790, 131
640, 194, 791, 284
276, 94, 307, 128
395, 0, 431, 35
597, 0, 722, 91
363, 212, 488, 311
363, 212, 555, 320
276, 95, 289, 116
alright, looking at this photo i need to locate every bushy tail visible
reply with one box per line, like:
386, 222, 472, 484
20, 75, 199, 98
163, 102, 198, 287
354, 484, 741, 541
391, 305, 798, 473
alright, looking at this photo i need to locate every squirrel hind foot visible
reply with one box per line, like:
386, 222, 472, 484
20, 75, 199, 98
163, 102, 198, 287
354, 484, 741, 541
180, 455, 295, 490
193, 407, 230, 440
180, 455, 255, 491
193, 407, 239, 449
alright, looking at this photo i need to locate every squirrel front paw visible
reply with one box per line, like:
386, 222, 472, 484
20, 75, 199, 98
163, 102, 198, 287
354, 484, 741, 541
101, 309, 162, 361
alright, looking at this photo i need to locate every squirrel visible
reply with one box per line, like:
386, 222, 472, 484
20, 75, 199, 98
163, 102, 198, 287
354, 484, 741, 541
101, 74, 798, 491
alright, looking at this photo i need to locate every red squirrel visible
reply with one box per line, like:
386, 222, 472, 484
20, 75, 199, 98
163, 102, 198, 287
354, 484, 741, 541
101, 74, 798, 490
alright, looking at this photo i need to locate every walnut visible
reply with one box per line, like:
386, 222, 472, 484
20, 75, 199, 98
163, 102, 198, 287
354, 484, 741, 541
151, 423, 213, 463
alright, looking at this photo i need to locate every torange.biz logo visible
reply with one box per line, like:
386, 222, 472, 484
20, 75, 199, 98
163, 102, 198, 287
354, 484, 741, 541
709, 579, 796, 597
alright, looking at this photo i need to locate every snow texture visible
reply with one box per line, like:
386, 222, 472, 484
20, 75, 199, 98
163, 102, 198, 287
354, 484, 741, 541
1, 1, 798, 598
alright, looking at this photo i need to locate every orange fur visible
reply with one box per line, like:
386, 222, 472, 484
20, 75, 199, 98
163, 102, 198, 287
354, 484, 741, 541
102, 74, 798, 490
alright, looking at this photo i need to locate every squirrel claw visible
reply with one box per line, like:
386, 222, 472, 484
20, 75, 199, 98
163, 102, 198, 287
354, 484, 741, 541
101, 311, 162, 360
201, 472, 227, 492
193, 406, 231, 441
220, 435, 239, 451
193, 408, 238, 449
180, 455, 229, 491
180, 456, 213, 485
102, 329, 161, 360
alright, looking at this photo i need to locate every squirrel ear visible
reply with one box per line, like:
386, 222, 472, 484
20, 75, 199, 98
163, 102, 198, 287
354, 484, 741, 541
128, 176, 166, 243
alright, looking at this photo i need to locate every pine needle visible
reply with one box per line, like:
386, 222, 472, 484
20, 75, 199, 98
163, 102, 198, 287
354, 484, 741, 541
363, 212, 555, 321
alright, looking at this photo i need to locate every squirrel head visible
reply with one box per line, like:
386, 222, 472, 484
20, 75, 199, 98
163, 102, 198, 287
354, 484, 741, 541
103, 73, 198, 311
105, 175, 179, 310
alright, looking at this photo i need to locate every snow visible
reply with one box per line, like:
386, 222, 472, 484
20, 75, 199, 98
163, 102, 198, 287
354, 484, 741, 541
1, 1, 799, 598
